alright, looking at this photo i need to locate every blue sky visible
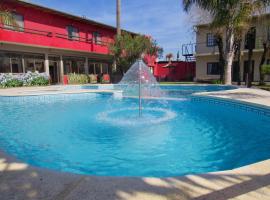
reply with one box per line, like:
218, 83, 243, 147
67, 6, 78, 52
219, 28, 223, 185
31, 0, 195, 60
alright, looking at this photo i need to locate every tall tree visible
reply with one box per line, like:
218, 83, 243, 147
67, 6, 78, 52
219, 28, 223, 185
182, 0, 270, 85
245, 27, 256, 87
214, 31, 225, 83
110, 33, 163, 75
116, 0, 121, 36
234, 38, 242, 85
257, 15, 270, 85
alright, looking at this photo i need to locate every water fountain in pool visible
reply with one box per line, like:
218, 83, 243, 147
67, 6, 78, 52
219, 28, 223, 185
98, 59, 177, 125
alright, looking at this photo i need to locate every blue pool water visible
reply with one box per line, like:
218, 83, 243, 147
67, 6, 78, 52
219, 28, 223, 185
0, 86, 270, 177
81, 84, 237, 98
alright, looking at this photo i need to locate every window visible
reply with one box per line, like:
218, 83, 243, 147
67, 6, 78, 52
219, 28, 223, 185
88, 62, 109, 74
63, 57, 85, 74
93, 32, 101, 44
245, 27, 256, 49
95, 63, 101, 74
101, 63, 109, 74
206, 33, 216, 47
0, 53, 11, 73
88, 63, 95, 74
24, 54, 45, 73
207, 62, 220, 75
66, 25, 79, 40
4, 12, 24, 31
0, 52, 23, 73
10, 57, 23, 73
78, 61, 85, 74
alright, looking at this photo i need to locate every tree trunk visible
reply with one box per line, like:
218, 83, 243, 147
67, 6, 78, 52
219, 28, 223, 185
235, 39, 242, 86
259, 42, 268, 85
116, 0, 121, 36
216, 35, 225, 83
224, 28, 235, 85
247, 48, 253, 88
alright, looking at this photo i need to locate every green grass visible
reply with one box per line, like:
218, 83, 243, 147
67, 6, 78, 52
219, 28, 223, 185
255, 85, 270, 91
252, 82, 270, 91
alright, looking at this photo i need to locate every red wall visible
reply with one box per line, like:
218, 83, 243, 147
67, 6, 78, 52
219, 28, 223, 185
154, 61, 195, 81
0, 0, 115, 54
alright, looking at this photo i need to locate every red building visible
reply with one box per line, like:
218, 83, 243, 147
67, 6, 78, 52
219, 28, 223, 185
153, 61, 196, 82
0, 0, 147, 84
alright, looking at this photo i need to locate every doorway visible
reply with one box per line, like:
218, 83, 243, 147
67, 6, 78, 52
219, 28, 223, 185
232, 61, 239, 82
49, 58, 60, 84
243, 60, 254, 82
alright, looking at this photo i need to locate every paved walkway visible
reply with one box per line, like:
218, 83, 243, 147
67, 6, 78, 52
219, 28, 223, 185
197, 87, 270, 107
0, 85, 270, 200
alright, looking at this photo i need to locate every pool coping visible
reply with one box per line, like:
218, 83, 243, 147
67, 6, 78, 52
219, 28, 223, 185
1, 85, 270, 199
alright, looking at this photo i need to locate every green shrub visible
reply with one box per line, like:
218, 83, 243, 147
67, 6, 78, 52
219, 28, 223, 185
262, 64, 270, 75
89, 74, 98, 84
211, 79, 223, 84
3, 79, 23, 87
101, 74, 110, 84
68, 74, 89, 84
30, 76, 49, 86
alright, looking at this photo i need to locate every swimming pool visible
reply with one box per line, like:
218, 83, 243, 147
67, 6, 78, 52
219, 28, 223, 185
0, 86, 269, 177
81, 84, 237, 98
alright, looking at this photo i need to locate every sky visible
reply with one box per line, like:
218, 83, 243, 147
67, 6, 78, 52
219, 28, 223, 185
30, 0, 196, 60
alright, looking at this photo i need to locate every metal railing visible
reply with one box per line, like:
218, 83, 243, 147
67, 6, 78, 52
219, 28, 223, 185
0, 23, 52, 37
55, 33, 112, 46
0, 23, 113, 47
182, 36, 269, 56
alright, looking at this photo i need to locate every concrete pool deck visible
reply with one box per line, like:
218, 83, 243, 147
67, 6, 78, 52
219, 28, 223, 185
0, 85, 270, 200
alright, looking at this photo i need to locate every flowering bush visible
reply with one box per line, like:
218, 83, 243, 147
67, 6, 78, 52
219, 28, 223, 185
0, 72, 49, 88
89, 74, 98, 83
68, 73, 89, 84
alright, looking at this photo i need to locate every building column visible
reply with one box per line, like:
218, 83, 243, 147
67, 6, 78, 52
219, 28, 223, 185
84, 57, 89, 74
22, 56, 25, 73
60, 55, 64, 83
45, 53, 49, 76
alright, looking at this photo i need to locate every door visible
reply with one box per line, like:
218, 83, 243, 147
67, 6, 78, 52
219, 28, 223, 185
49, 61, 59, 84
232, 61, 239, 82
10, 57, 23, 73
243, 60, 254, 82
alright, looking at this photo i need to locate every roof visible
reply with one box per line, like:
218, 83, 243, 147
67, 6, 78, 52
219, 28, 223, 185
195, 11, 270, 28
10, 0, 137, 35
158, 60, 185, 64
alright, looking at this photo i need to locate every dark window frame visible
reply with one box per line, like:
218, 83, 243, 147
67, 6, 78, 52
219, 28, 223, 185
93, 31, 102, 44
206, 33, 216, 47
207, 62, 220, 75
66, 25, 79, 40
3, 12, 24, 31
245, 27, 256, 49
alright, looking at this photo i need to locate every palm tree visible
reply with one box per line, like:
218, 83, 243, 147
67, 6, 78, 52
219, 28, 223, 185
166, 53, 173, 62
257, 15, 270, 85
182, 0, 270, 85
214, 31, 225, 83
245, 27, 256, 87
0, 6, 14, 26
116, 0, 121, 36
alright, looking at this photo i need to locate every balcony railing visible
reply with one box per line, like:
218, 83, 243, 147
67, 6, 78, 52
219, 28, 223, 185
0, 23, 113, 47
183, 36, 268, 56
54, 33, 112, 46
0, 23, 52, 37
